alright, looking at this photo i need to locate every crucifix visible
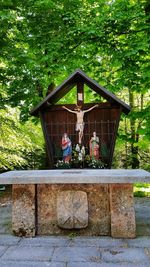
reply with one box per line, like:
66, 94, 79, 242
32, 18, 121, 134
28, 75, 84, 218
62, 104, 98, 144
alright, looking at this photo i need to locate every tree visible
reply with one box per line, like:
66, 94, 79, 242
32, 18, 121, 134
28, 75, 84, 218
0, 107, 45, 171
0, 0, 150, 169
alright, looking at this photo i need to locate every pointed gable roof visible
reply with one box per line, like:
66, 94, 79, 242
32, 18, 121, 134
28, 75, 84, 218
30, 69, 131, 116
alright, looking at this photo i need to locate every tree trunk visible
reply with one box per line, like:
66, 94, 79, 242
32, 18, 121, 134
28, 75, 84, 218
129, 90, 139, 169
124, 117, 128, 169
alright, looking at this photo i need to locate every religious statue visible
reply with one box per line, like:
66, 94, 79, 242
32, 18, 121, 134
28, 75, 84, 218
89, 132, 100, 160
62, 104, 98, 144
78, 152, 83, 162
81, 146, 85, 156
61, 133, 72, 162
75, 144, 80, 152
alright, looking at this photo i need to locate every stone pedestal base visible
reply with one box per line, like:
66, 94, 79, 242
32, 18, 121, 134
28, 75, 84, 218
12, 183, 136, 238
12, 185, 35, 237
37, 184, 110, 236
110, 184, 136, 238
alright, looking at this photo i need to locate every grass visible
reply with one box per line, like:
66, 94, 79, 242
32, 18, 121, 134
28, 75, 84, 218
134, 183, 150, 197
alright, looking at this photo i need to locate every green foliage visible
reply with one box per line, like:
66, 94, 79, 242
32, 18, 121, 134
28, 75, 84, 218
0, 107, 45, 171
134, 183, 150, 197
86, 157, 105, 169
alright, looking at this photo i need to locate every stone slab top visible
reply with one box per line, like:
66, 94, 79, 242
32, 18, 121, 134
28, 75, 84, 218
0, 169, 150, 185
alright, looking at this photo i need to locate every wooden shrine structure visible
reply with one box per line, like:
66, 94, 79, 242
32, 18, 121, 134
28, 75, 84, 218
31, 69, 131, 168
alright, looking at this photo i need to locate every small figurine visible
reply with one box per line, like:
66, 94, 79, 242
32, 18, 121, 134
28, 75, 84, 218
77, 146, 85, 162
89, 132, 100, 160
62, 104, 98, 144
61, 133, 72, 162
75, 144, 80, 152
78, 152, 83, 161
81, 146, 85, 156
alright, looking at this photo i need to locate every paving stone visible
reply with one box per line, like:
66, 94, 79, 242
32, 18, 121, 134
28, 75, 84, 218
135, 197, 150, 237
1, 246, 54, 261
68, 237, 127, 247
0, 261, 65, 267
127, 237, 150, 248
19, 236, 68, 247
102, 247, 149, 262
0, 206, 12, 234
52, 247, 101, 262
0, 235, 21, 246
0, 246, 8, 257
68, 263, 110, 267
67, 263, 150, 267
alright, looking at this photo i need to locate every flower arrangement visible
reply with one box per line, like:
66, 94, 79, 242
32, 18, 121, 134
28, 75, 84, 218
55, 160, 71, 169
70, 144, 86, 168
85, 156, 105, 169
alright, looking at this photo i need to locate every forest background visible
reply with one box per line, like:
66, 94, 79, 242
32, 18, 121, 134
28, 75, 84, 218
0, 0, 150, 173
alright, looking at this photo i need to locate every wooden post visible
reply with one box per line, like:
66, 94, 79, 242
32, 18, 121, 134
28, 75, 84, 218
77, 81, 84, 107
108, 107, 121, 168
39, 111, 54, 168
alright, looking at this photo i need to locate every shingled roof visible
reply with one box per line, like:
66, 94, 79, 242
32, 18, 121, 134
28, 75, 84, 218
30, 69, 131, 116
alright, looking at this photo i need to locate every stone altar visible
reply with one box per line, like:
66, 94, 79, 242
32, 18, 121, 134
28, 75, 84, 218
0, 169, 150, 238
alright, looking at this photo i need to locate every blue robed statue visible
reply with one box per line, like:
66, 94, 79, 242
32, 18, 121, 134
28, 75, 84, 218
61, 133, 72, 162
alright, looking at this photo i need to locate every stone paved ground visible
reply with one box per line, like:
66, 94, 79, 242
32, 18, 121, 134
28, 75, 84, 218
135, 197, 150, 236
0, 235, 150, 267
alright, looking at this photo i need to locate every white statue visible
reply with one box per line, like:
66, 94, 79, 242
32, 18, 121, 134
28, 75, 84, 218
81, 146, 85, 156
78, 152, 83, 161
75, 144, 80, 152
62, 104, 98, 144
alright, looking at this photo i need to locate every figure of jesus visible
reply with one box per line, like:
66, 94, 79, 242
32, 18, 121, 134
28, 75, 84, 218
62, 104, 98, 144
